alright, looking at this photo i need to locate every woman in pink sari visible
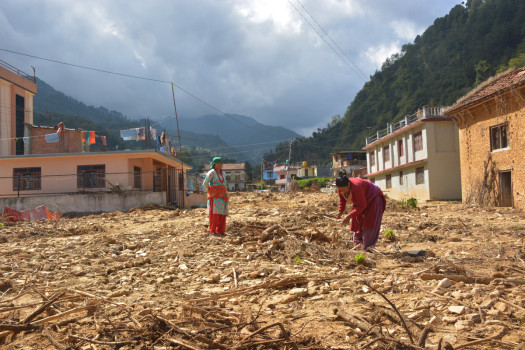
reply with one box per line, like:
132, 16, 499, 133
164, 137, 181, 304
336, 174, 386, 251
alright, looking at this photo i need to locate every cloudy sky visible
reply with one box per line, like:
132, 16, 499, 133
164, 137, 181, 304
0, 0, 459, 136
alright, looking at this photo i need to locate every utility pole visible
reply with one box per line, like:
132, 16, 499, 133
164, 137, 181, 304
285, 140, 292, 192
261, 158, 264, 191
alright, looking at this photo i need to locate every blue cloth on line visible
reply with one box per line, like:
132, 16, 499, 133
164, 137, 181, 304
120, 128, 139, 141
45, 133, 59, 143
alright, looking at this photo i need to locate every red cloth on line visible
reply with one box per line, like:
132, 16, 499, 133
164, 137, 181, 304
81, 131, 87, 143
89, 131, 96, 145
57, 122, 65, 135
101, 136, 107, 146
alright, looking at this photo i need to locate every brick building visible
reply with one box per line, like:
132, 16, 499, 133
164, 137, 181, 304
27, 125, 83, 154
444, 67, 525, 208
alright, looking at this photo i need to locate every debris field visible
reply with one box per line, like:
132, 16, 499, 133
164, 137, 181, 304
0, 191, 524, 349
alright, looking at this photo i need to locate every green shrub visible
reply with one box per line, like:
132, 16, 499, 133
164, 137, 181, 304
296, 177, 331, 189
354, 253, 366, 264
400, 197, 418, 209
384, 229, 396, 241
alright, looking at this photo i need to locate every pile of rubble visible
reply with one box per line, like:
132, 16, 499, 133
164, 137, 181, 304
0, 192, 524, 349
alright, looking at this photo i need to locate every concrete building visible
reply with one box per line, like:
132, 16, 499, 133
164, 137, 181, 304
364, 105, 461, 201
331, 151, 367, 177
222, 163, 247, 191
274, 164, 298, 191
0, 150, 192, 210
444, 67, 525, 208
0, 60, 37, 156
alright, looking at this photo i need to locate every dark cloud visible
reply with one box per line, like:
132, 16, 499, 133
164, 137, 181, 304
0, 0, 459, 136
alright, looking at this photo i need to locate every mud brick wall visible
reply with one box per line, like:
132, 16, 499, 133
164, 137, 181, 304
30, 128, 83, 154
457, 85, 525, 209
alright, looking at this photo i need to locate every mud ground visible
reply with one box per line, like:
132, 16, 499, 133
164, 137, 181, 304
1, 191, 524, 349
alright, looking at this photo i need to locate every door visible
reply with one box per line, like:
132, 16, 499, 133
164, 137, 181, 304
498, 170, 513, 207
15, 95, 24, 155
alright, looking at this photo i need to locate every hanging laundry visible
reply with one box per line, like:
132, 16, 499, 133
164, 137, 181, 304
57, 122, 65, 135
81, 131, 87, 143
150, 126, 157, 141
101, 136, 107, 146
89, 131, 96, 145
137, 127, 146, 141
120, 128, 139, 141
23, 137, 30, 144
156, 135, 162, 150
45, 133, 59, 143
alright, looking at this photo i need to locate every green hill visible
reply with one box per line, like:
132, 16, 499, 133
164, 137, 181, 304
267, 0, 525, 165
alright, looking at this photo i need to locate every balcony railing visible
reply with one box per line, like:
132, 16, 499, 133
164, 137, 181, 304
366, 106, 445, 145
0, 59, 35, 83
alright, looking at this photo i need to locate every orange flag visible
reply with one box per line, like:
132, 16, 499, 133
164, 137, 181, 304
80, 131, 87, 143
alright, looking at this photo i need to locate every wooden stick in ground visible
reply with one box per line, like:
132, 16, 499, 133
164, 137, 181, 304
167, 337, 203, 350
23, 291, 65, 324
233, 267, 238, 289
68, 334, 134, 346
333, 309, 380, 337
417, 323, 433, 347
43, 330, 67, 350
454, 326, 506, 349
236, 322, 290, 348
364, 281, 414, 344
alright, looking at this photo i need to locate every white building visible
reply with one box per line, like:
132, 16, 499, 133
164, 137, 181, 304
274, 164, 298, 191
364, 106, 461, 201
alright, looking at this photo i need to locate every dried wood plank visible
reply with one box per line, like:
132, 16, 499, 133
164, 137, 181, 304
454, 326, 506, 349
419, 273, 493, 284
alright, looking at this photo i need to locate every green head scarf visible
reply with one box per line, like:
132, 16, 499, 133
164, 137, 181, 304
210, 157, 223, 170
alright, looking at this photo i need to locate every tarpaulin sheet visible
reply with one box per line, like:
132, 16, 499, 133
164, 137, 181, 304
2, 206, 59, 222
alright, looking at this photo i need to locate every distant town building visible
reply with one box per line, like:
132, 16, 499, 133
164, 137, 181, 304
444, 67, 525, 208
200, 163, 247, 191
364, 105, 461, 202
273, 164, 298, 191
331, 151, 367, 177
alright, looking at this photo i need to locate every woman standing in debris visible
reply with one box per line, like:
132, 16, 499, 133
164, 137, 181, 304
335, 173, 386, 251
203, 157, 228, 236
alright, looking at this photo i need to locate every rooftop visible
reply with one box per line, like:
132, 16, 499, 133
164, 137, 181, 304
365, 106, 448, 147
445, 67, 525, 115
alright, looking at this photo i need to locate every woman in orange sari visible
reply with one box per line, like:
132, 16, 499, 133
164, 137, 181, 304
203, 157, 228, 236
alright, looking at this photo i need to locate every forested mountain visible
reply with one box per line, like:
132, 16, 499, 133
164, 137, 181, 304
32, 78, 294, 169
265, 0, 525, 165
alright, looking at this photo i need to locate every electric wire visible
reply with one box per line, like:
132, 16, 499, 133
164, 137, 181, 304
294, 0, 368, 81
288, 0, 366, 82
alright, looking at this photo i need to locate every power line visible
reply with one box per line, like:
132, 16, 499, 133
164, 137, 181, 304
0, 48, 292, 144
294, 0, 368, 81
288, 0, 367, 82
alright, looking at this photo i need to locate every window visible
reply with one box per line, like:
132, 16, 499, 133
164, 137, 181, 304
13, 168, 41, 190
77, 165, 105, 188
280, 174, 285, 179
383, 145, 390, 162
415, 167, 425, 185
386, 174, 392, 189
399, 171, 404, 185
134, 166, 141, 189
490, 123, 508, 151
414, 131, 423, 152
304, 169, 309, 177
398, 140, 404, 157
370, 152, 375, 166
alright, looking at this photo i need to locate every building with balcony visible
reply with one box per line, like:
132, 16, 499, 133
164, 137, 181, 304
444, 67, 525, 208
364, 106, 461, 201
331, 151, 367, 177
0, 60, 37, 156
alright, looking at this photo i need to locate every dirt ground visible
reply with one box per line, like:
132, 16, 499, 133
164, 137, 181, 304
0, 191, 524, 349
